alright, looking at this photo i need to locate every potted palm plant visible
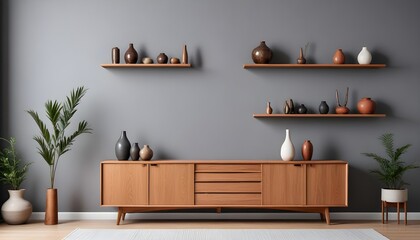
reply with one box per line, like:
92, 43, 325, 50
362, 133, 419, 203
27, 86, 92, 225
0, 137, 32, 224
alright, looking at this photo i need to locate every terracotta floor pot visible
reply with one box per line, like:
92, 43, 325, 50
45, 188, 58, 225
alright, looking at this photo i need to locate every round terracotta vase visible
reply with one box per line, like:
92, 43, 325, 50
1, 189, 32, 225
357, 97, 376, 114
333, 49, 345, 64
252, 41, 272, 64
335, 106, 350, 114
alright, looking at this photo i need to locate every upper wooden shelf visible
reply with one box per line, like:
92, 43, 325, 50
243, 64, 386, 69
253, 114, 386, 118
101, 63, 192, 68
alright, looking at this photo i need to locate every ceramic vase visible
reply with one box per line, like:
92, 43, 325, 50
252, 41, 272, 64
333, 49, 345, 64
266, 102, 273, 114
130, 143, 140, 160
157, 53, 168, 64
357, 97, 376, 114
45, 188, 58, 225
297, 47, 306, 64
112, 47, 120, 64
140, 145, 153, 160
124, 43, 138, 64
182, 45, 188, 64
319, 101, 329, 114
280, 129, 295, 161
283, 99, 295, 114
301, 140, 313, 161
115, 131, 131, 160
357, 47, 372, 64
1, 189, 32, 225
297, 104, 307, 114
335, 106, 350, 114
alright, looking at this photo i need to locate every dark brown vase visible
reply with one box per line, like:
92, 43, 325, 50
297, 48, 306, 64
357, 97, 376, 114
112, 47, 120, 64
124, 43, 138, 64
45, 188, 58, 225
252, 41, 272, 64
333, 49, 345, 64
301, 140, 313, 161
157, 53, 168, 64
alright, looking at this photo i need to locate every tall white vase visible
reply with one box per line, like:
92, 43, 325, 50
1, 189, 32, 225
280, 129, 295, 161
357, 47, 372, 64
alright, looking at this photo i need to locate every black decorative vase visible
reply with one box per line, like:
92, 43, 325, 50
319, 101, 330, 114
130, 142, 140, 161
252, 41, 272, 64
115, 131, 131, 160
157, 53, 168, 64
124, 43, 138, 64
297, 104, 307, 114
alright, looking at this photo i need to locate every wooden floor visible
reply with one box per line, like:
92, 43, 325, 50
0, 219, 419, 240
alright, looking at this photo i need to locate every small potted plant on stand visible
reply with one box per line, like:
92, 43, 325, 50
27, 86, 92, 225
362, 133, 418, 217
0, 137, 32, 224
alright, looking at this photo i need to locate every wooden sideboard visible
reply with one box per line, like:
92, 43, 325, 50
100, 160, 348, 225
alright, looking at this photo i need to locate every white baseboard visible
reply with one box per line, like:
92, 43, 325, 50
30, 212, 420, 221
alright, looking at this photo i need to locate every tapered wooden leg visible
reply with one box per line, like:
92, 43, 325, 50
320, 213, 325, 221
122, 213, 126, 221
381, 201, 384, 224
386, 202, 389, 223
397, 202, 400, 224
404, 202, 407, 225
117, 208, 123, 225
324, 208, 331, 225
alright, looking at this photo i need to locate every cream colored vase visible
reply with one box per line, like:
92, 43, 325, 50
381, 188, 408, 202
1, 189, 32, 224
280, 129, 295, 161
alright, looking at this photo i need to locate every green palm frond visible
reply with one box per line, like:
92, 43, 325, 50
27, 86, 92, 189
363, 133, 419, 189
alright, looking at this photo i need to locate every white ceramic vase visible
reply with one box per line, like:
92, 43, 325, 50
357, 47, 372, 64
280, 129, 295, 161
1, 189, 32, 225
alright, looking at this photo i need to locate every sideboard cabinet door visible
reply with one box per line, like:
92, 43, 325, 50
306, 163, 348, 206
101, 163, 148, 206
150, 163, 194, 205
262, 164, 305, 205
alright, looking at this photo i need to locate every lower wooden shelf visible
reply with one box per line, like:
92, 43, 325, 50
101, 63, 192, 68
253, 113, 386, 118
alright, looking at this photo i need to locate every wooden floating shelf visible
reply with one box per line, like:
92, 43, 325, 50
101, 63, 192, 68
253, 114, 386, 118
243, 64, 386, 69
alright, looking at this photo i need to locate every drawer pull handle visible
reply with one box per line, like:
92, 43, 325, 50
151, 164, 158, 166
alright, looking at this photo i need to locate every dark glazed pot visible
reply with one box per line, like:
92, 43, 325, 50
157, 53, 168, 64
115, 131, 131, 160
297, 48, 306, 64
297, 104, 307, 114
333, 49, 345, 64
252, 41, 272, 64
301, 140, 313, 161
319, 101, 329, 114
112, 47, 120, 64
357, 97, 376, 114
124, 43, 138, 64
130, 143, 140, 161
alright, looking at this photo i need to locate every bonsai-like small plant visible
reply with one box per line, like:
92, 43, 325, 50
27, 86, 92, 189
362, 133, 418, 189
0, 137, 31, 190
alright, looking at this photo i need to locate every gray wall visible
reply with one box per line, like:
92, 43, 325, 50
2, 0, 420, 213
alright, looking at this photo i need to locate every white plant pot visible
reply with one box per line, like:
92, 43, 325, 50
357, 47, 372, 64
381, 188, 408, 202
280, 129, 295, 161
1, 189, 32, 224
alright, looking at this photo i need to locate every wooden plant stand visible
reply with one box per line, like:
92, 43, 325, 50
382, 201, 407, 225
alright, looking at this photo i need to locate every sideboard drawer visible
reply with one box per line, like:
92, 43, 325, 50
195, 182, 261, 193
195, 172, 261, 182
195, 193, 261, 205
195, 164, 261, 172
